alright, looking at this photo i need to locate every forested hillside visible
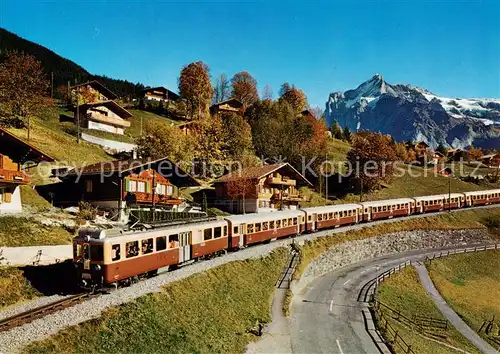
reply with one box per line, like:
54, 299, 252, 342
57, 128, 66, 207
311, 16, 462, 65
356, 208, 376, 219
0, 28, 144, 97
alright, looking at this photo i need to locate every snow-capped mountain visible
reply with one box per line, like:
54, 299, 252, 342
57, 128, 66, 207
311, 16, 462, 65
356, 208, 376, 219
325, 74, 500, 149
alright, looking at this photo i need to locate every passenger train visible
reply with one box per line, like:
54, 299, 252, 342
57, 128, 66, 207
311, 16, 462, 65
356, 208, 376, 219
73, 189, 500, 288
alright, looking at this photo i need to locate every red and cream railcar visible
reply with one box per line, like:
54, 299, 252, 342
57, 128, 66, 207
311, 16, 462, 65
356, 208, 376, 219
464, 189, 500, 207
360, 198, 414, 222
413, 194, 463, 213
301, 204, 362, 232
73, 219, 228, 287
225, 210, 303, 247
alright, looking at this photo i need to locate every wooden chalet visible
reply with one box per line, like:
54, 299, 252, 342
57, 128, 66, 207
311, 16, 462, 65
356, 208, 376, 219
76, 100, 133, 135
210, 99, 244, 116
479, 153, 500, 167
140, 86, 180, 102
46, 157, 200, 222
202, 163, 312, 214
0, 128, 54, 214
70, 80, 118, 102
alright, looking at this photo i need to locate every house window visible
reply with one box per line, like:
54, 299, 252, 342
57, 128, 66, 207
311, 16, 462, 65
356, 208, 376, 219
128, 180, 137, 192
85, 180, 93, 192
156, 184, 166, 195
138, 181, 146, 193
166, 185, 173, 195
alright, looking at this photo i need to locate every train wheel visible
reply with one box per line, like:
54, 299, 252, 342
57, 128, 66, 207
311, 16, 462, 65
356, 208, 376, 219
148, 270, 158, 277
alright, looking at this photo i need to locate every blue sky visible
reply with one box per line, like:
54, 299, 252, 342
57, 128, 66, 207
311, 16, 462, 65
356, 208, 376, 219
1, 0, 498, 107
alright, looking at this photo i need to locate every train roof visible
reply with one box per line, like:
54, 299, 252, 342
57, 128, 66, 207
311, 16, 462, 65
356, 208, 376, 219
360, 198, 415, 207
77, 219, 227, 242
224, 210, 304, 224
300, 204, 361, 214
412, 193, 464, 201
463, 189, 500, 196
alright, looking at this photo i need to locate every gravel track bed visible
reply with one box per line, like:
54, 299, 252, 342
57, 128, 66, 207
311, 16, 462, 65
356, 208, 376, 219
1, 205, 498, 353
0, 295, 71, 322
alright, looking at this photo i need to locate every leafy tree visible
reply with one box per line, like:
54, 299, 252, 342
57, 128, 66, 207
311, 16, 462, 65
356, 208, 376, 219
468, 145, 483, 160
279, 87, 307, 113
407, 148, 417, 162
279, 82, 292, 97
436, 143, 448, 157
330, 120, 344, 140
230, 71, 259, 106
0, 51, 51, 139
343, 127, 352, 142
226, 177, 255, 214
261, 85, 273, 101
394, 142, 408, 162
178, 61, 212, 120
221, 112, 253, 160
192, 113, 226, 164
135, 120, 195, 165
347, 131, 398, 192
213, 73, 230, 104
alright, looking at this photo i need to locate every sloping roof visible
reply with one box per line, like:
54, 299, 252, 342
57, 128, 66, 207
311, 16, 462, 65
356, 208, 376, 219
70, 80, 118, 100
140, 86, 180, 100
210, 98, 244, 109
216, 163, 312, 186
0, 128, 55, 163
479, 153, 499, 160
81, 100, 133, 119
65, 157, 200, 187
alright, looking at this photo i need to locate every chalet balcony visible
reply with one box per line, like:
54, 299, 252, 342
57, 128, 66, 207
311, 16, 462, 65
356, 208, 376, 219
266, 176, 296, 186
0, 169, 29, 184
124, 192, 182, 205
271, 192, 306, 202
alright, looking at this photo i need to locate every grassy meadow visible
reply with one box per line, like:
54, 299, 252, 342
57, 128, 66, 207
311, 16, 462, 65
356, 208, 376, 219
428, 250, 500, 348
0, 267, 41, 309
377, 267, 480, 353
24, 249, 288, 354
0, 216, 73, 247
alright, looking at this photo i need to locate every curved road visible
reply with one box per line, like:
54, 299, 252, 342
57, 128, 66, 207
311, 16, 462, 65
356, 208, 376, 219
289, 245, 491, 354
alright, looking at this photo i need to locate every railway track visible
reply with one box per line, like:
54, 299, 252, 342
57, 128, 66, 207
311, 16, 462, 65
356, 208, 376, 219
0, 292, 97, 333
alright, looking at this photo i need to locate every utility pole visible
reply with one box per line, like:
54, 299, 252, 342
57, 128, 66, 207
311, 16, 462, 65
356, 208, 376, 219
50, 72, 54, 98
151, 168, 156, 223
448, 173, 452, 212
76, 85, 80, 144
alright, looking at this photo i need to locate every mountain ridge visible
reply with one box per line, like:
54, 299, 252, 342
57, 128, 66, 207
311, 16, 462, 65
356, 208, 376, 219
325, 74, 500, 149
0, 28, 145, 97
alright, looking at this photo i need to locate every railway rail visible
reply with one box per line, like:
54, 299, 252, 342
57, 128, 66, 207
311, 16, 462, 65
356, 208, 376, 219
0, 292, 97, 333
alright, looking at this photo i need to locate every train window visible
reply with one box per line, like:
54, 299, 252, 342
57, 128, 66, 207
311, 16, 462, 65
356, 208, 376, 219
156, 236, 167, 251
247, 224, 254, 233
288, 218, 293, 225
214, 227, 222, 239
233, 226, 239, 234
263, 222, 269, 231
276, 220, 281, 228
112, 244, 120, 261
73, 243, 81, 258
204, 228, 212, 240
293, 218, 298, 225
126, 241, 139, 258
283, 219, 288, 227
90, 245, 104, 261
270, 220, 275, 229
142, 238, 153, 254
328, 213, 333, 219
169, 234, 179, 248
223, 226, 228, 236
254, 223, 260, 232
317, 214, 322, 221
82, 244, 90, 260
334, 212, 339, 218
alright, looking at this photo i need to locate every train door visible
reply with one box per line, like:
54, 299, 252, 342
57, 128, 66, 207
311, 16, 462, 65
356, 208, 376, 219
178, 231, 191, 263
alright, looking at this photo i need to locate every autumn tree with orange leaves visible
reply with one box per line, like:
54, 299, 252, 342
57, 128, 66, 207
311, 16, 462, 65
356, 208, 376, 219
226, 177, 256, 214
178, 61, 212, 120
279, 86, 307, 113
347, 131, 398, 193
231, 71, 259, 107
0, 52, 51, 139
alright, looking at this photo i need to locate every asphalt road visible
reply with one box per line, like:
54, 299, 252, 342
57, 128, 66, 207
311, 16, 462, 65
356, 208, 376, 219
289, 245, 487, 354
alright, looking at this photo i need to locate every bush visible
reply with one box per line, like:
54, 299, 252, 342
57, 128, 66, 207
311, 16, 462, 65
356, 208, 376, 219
78, 201, 98, 221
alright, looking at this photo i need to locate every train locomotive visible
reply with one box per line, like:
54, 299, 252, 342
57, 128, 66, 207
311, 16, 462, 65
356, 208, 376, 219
73, 189, 500, 289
